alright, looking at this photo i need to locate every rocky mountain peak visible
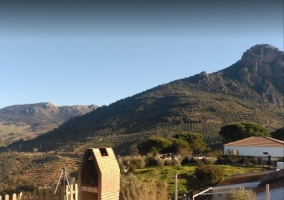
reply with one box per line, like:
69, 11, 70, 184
240, 44, 282, 65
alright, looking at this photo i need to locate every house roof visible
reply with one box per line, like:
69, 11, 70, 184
224, 136, 284, 147
253, 169, 284, 193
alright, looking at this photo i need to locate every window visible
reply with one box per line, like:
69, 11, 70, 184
263, 152, 268, 155
99, 148, 108, 156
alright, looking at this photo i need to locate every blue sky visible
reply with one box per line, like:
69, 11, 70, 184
0, 0, 283, 109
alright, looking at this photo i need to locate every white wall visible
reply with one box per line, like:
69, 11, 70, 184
224, 146, 284, 157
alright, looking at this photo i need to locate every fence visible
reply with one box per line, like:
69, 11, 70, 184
0, 184, 78, 200
191, 184, 279, 200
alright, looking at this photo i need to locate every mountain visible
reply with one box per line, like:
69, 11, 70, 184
0, 102, 97, 145
6, 44, 284, 154
0, 102, 97, 126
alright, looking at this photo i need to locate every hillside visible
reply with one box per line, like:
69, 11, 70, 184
0, 102, 97, 146
6, 44, 284, 154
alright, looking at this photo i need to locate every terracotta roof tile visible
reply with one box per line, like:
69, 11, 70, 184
224, 137, 284, 147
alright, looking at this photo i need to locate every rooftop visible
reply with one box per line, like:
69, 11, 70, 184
224, 137, 284, 147
253, 169, 284, 193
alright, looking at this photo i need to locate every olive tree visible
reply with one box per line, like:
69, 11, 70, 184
173, 132, 206, 152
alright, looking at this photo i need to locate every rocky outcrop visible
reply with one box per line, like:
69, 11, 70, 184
218, 44, 284, 105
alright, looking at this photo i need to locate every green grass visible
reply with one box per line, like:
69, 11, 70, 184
134, 164, 264, 196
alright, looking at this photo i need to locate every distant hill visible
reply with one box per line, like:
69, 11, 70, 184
0, 102, 97, 145
6, 44, 284, 154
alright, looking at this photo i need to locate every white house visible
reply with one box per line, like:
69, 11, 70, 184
224, 136, 284, 157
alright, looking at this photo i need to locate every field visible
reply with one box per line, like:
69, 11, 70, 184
0, 122, 29, 146
0, 122, 57, 147
134, 164, 264, 195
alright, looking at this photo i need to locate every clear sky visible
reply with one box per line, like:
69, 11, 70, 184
0, 0, 283, 109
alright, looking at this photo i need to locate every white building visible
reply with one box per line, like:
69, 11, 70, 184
224, 136, 284, 157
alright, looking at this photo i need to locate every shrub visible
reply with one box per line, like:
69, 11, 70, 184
157, 158, 165, 167
194, 163, 224, 186
181, 156, 190, 165
117, 156, 146, 173
164, 158, 173, 166
145, 154, 155, 166
120, 173, 169, 200
227, 187, 256, 200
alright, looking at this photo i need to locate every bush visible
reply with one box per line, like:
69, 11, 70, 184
194, 163, 224, 186
227, 187, 256, 200
117, 156, 146, 173
181, 156, 190, 165
157, 158, 165, 167
164, 159, 173, 166
120, 173, 169, 200
145, 154, 159, 166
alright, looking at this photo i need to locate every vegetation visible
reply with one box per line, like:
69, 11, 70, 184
219, 122, 270, 143
174, 132, 206, 152
0, 151, 79, 195
120, 173, 168, 200
0, 149, 267, 198
193, 162, 224, 186
271, 127, 284, 140
138, 132, 206, 157
134, 164, 263, 197
117, 154, 265, 197
227, 187, 256, 200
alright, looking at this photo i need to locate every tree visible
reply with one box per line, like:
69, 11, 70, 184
219, 122, 270, 143
167, 138, 190, 157
138, 137, 173, 155
173, 132, 206, 153
271, 127, 284, 141
139, 132, 207, 156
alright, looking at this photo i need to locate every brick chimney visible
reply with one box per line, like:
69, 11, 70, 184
78, 148, 120, 200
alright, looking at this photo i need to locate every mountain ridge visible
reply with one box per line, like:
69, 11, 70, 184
5, 44, 284, 154
0, 102, 97, 146
0, 102, 97, 126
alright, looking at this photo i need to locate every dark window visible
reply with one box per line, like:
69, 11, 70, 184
263, 152, 268, 155
99, 148, 108, 156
